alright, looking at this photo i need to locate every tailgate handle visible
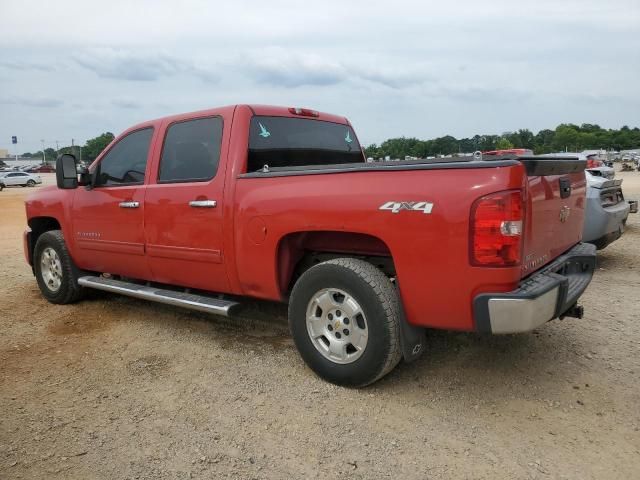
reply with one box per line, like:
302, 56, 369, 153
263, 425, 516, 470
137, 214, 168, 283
559, 178, 572, 199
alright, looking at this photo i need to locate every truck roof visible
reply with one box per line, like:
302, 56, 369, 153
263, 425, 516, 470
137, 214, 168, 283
125, 105, 350, 135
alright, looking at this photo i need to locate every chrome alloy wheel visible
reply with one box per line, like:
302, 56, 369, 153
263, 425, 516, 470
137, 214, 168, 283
305, 288, 368, 364
40, 247, 63, 292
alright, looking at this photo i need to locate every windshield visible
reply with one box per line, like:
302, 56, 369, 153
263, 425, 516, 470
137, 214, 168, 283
247, 116, 362, 172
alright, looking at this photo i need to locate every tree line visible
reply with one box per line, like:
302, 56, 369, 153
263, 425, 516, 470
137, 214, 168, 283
21, 132, 115, 163
19, 123, 640, 163
364, 124, 640, 159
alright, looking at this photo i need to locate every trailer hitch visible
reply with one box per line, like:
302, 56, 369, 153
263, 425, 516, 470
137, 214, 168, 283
560, 303, 584, 320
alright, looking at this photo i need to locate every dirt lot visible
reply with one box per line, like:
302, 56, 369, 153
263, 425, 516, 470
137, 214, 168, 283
1, 171, 639, 479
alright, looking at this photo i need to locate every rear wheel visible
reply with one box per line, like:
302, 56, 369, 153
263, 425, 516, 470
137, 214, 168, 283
34, 230, 85, 304
289, 258, 402, 387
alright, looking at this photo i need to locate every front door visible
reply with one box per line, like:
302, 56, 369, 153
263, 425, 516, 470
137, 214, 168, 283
72, 127, 155, 280
144, 115, 229, 293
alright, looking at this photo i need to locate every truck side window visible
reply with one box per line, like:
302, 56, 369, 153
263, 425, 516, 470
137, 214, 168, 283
158, 117, 223, 183
94, 128, 153, 187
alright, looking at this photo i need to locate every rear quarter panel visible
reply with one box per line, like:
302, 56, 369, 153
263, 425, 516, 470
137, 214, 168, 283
232, 164, 527, 331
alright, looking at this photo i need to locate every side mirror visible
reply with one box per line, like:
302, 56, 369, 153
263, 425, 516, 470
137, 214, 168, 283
77, 166, 92, 187
56, 154, 78, 189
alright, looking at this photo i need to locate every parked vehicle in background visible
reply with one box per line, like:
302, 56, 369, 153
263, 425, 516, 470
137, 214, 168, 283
582, 171, 636, 249
584, 153, 615, 179
24, 105, 596, 386
0, 171, 42, 189
27, 164, 56, 173
482, 148, 533, 157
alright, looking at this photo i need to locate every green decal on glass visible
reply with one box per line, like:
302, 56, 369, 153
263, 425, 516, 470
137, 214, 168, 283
345, 130, 353, 143
258, 122, 271, 138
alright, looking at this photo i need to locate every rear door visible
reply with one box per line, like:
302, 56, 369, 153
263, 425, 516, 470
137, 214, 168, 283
520, 156, 587, 277
144, 115, 230, 293
72, 127, 155, 279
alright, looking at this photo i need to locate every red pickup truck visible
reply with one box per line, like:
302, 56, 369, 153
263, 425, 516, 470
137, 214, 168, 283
24, 105, 596, 386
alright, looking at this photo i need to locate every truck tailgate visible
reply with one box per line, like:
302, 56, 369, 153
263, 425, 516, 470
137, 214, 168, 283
519, 156, 587, 278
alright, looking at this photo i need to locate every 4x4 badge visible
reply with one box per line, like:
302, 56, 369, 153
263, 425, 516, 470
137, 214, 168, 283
559, 206, 571, 223
379, 201, 434, 214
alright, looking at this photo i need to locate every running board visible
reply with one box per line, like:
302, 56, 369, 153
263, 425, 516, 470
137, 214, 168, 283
77, 276, 240, 316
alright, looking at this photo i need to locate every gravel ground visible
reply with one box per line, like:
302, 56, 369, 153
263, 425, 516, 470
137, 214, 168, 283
1, 170, 639, 479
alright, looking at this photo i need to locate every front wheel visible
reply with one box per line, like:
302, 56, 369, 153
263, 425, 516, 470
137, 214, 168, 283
34, 230, 85, 304
289, 258, 402, 387
26, 180, 36, 187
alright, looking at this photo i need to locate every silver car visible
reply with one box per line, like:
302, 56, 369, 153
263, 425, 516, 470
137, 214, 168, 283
0, 171, 43, 190
583, 172, 636, 249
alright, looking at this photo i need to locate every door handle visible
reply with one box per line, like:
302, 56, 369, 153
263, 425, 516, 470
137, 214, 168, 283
189, 200, 217, 208
119, 201, 140, 209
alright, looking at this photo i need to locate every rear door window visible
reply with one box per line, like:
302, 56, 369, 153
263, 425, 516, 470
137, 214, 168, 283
247, 116, 362, 172
158, 117, 223, 183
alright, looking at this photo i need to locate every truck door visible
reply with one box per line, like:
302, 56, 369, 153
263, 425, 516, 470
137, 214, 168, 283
143, 115, 229, 293
72, 127, 155, 280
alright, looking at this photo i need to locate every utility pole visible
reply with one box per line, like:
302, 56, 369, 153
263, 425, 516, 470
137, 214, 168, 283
71, 138, 74, 158
56, 140, 59, 158
41, 139, 46, 164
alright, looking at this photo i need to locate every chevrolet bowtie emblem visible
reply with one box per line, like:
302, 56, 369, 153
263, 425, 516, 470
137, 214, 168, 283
559, 206, 571, 223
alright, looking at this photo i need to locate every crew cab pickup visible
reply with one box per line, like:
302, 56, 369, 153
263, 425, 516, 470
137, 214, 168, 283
24, 105, 596, 386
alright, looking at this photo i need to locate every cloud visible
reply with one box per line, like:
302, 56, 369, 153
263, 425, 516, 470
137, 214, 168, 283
243, 50, 346, 87
0, 97, 63, 108
241, 49, 434, 89
437, 86, 533, 104
73, 48, 218, 83
0, 60, 55, 72
74, 48, 184, 81
111, 98, 140, 109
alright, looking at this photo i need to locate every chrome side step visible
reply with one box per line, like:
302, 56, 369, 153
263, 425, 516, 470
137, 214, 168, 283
77, 276, 240, 316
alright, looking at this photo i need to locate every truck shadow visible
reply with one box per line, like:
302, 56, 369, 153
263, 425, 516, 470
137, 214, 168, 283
82, 291, 591, 397
378, 324, 591, 398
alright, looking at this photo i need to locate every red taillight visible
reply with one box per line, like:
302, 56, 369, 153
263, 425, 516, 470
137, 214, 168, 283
288, 107, 319, 117
470, 190, 524, 267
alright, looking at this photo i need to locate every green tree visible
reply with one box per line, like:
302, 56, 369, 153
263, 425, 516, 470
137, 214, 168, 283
495, 137, 514, 150
83, 132, 115, 161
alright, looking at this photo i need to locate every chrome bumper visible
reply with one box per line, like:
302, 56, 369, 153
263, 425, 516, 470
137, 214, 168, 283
473, 243, 596, 334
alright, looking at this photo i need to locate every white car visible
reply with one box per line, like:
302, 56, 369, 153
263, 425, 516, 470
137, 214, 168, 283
0, 171, 43, 190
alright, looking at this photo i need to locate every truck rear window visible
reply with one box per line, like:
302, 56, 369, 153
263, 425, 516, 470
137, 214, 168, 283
247, 116, 362, 172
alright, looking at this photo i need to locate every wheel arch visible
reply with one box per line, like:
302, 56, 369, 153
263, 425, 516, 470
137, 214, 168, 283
275, 230, 396, 298
27, 216, 62, 267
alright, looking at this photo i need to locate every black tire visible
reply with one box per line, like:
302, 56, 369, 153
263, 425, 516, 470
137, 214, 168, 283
0, 183, 4, 191
34, 230, 85, 304
26, 179, 36, 187
288, 258, 402, 387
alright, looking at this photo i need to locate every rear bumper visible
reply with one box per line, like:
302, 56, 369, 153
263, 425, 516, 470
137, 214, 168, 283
473, 243, 596, 334
583, 197, 629, 244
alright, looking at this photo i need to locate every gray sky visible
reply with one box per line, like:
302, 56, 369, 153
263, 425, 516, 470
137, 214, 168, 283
1, 0, 638, 152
